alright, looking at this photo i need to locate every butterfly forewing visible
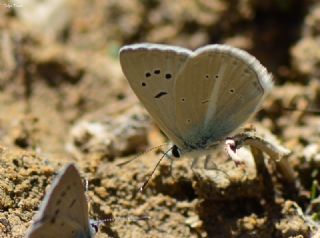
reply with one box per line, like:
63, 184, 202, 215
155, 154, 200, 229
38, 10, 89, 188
120, 44, 192, 148
27, 217, 89, 238
26, 164, 92, 238
175, 45, 272, 147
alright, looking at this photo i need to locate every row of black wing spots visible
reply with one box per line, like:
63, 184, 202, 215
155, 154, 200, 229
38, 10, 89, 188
205, 74, 219, 80
50, 181, 76, 225
49, 208, 61, 224
207, 63, 239, 93
202, 58, 254, 103
142, 69, 172, 88
145, 69, 172, 79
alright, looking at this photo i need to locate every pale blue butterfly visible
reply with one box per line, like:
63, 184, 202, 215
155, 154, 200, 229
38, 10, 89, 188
26, 164, 96, 238
119, 43, 273, 158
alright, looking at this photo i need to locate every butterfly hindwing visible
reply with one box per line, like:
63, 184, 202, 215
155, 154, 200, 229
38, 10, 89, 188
174, 45, 273, 147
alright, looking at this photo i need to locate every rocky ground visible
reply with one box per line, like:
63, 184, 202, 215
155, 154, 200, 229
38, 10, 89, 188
1, 0, 320, 237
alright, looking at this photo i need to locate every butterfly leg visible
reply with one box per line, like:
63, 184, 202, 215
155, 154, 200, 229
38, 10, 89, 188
190, 156, 199, 170
203, 155, 230, 179
203, 155, 218, 170
191, 157, 202, 181
165, 152, 192, 183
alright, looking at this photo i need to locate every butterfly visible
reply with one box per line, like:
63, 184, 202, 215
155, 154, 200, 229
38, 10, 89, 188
119, 43, 273, 159
26, 164, 96, 238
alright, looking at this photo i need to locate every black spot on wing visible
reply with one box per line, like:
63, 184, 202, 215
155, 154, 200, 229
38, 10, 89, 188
165, 73, 172, 79
50, 217, 56, 224
56, 199, 61, 205
69, 198, 76, 208
154, 91, 168, 98
154, 69, 160, 74
54, 209, 60, 215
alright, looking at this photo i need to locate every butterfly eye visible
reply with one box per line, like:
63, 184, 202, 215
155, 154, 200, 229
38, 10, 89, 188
165, 73, 172, 79
171, 145, 181, 158
141, 82, 146, 87
154, 69, 160, 74
229, 88, 235, 94
145, 72, 151, 78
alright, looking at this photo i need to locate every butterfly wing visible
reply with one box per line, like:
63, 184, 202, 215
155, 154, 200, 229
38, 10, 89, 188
174, 45, 273, 148
120, 43, 192, 148
26, 164, 92, 238
26, 217, 90, 238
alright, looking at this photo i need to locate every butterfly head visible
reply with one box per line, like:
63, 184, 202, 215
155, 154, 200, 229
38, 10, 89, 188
89, 219, 99, 234
171, 144, 181, 158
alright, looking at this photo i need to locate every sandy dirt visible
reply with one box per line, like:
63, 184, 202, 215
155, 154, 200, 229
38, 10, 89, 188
1, 0, 320, 237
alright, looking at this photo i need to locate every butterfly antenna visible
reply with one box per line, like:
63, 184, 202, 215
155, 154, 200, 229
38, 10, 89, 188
100, 215, 150, 223
283, 107, 320, 114
139, 146, 173, 192
117, 143, 169, 167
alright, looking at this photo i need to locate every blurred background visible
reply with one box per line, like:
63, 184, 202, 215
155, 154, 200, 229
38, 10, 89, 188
1, 0, 320, 237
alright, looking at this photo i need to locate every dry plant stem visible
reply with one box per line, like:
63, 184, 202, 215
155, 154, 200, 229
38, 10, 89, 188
225, 132, 295, 183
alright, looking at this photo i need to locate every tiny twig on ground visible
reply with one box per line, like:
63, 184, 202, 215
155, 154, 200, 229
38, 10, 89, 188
225, 131, 295, 183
